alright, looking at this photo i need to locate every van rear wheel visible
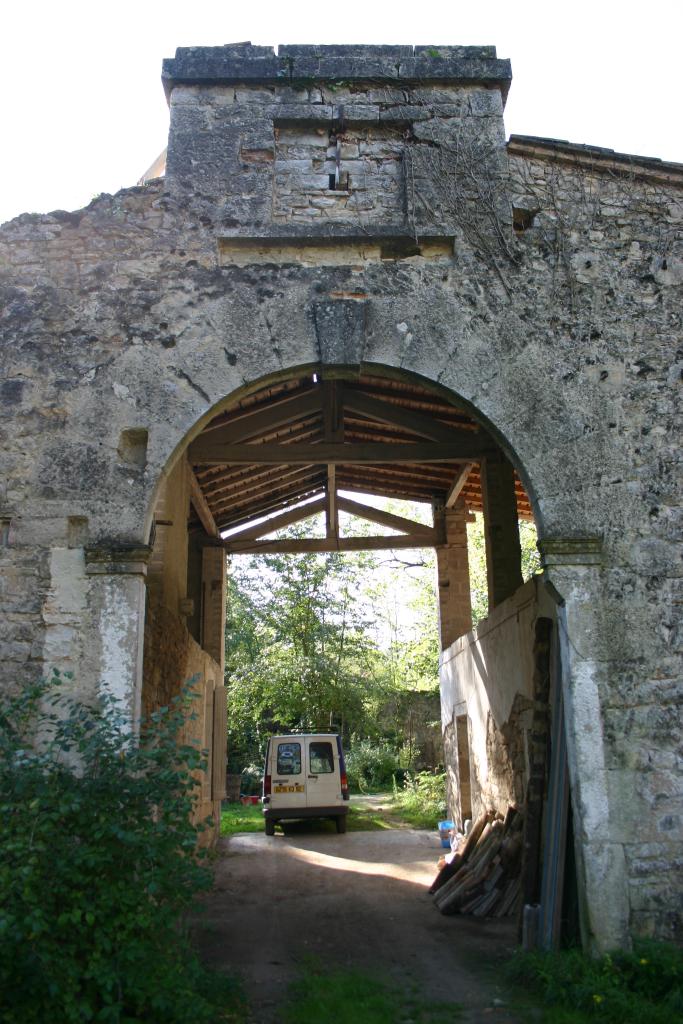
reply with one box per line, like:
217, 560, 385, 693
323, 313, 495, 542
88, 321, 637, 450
265, 819, 275, 836
335, 816, 347, 834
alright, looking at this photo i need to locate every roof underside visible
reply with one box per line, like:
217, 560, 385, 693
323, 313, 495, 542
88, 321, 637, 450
189, 371, 532, 535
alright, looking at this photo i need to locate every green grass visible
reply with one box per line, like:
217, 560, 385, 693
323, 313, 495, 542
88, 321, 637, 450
219, 790, 446, 839
220, 796, 419, 837
282, 962, 459, 1024
220, 802, 264, 836
506, 940, 683, 1024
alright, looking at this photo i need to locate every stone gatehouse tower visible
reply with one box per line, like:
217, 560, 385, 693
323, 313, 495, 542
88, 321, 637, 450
0, 44, 681, 950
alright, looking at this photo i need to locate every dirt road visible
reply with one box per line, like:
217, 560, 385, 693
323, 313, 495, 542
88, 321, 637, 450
193, 823, 522, 1023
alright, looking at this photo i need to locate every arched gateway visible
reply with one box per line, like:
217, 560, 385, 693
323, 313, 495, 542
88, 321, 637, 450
0, 44, 681, 954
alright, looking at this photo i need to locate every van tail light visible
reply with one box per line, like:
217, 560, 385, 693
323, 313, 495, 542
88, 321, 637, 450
263, 774, 271, 802
336, 735, 350, 801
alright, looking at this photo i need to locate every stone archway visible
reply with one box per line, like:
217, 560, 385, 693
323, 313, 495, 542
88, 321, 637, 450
2, 41, 680, 952
137, 358, 618, 951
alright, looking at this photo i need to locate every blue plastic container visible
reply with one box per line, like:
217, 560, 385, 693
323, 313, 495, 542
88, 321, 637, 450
438, 819, 454, 848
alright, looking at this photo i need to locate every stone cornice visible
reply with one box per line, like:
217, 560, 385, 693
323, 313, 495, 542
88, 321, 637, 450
84, 545, 152, 576
162, 43, 512, 104
508, 135, 683, 187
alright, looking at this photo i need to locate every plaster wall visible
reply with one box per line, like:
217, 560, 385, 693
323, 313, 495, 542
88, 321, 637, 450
440, 576, 558, 823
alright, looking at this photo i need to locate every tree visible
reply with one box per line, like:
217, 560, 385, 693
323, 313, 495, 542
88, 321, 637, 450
225, 524, 396, 761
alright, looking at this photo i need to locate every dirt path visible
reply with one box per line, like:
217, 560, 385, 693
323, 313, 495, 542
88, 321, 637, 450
193, 821, 522, 1023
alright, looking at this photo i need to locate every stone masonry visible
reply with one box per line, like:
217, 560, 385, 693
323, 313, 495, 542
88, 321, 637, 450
0, 43, 681, 950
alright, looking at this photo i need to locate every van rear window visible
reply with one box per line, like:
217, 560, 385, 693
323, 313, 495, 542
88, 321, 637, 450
309, 742, 334, 774
276, 742, 301, 775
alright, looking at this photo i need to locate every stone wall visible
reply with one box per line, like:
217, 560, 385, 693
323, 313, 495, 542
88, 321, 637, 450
0, 43, 681, 948
273, 124, 407, 224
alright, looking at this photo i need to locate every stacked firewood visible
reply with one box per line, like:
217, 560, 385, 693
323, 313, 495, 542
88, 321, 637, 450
430, 806, 523, 917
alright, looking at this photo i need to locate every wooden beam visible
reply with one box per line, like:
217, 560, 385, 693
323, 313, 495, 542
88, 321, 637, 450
344, 390, 477, 445
202, 463, 320, 504
188, 467, 219, 538
323, 380, 344, 442
445, 463, 475, 508
202, 388, 321, 444
326, 465, 338, 541
336, 495, 435, 539
223, 496, 327, 542
224, 534, 437, 554
188, 439, 488, 465
215, 487, 325, 533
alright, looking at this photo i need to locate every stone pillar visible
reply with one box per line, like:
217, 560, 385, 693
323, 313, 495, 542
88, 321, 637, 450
201, 544, 226, 674
434, 499, 474, 650
84, 546, 150, 734
480, 454, 523, 608
541, 537, 630, 955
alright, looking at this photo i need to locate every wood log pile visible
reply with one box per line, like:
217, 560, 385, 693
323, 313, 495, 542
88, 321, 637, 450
429, 806, 524, 917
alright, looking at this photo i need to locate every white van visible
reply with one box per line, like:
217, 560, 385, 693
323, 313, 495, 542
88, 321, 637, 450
262, 733, 349, 835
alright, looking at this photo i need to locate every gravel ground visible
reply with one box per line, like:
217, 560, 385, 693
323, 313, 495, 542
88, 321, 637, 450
193, 823, 523, 1022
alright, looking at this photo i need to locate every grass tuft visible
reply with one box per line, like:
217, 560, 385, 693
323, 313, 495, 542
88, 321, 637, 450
506, 939, 683, 1023
220, 796, 413, 837
283, 962, 459, 1024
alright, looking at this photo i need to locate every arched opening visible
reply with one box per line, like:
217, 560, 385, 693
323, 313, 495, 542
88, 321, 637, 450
140, 361, 578, 945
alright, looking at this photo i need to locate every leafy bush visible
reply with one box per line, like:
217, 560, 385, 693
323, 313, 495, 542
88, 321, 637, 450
506, 939, 683, 1023
392, 771, 447, 829
344, 739, 399, 791
0, 672, 245, 1023
240, 762, 263, 796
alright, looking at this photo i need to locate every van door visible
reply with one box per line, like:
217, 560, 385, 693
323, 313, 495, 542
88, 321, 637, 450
305, 737, 340, 807
271, 738, 307, 808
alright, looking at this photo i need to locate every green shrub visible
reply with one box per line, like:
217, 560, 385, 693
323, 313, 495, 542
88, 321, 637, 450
506, 939, 683, 1023
392, 770, 447, 829
0, 672, 245, 1023
344, 739, 399, 791
240, 761, 263, 796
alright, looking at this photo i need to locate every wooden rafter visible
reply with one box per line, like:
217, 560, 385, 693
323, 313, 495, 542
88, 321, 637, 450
336, 495, 435, 539
202, 387, 321, 442
445, 463, 475, 508
188, 466, 219, 537
344, 389, 476, 444
211, 474, 324, 524
223, 496, 327, 542
215, 487, 325, 533
188, 439, 488, 465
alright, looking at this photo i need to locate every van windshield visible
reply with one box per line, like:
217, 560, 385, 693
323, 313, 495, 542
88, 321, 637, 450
276, 742, 301, 775
309, 742, 334, 774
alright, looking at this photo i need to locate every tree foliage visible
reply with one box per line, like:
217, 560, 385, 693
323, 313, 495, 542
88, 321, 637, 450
225, 504, 540, 767
0, 673, 244, 1023
225, 533, 398, 765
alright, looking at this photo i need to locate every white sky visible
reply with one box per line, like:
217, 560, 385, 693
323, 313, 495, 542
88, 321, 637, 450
1, 0, 681, 226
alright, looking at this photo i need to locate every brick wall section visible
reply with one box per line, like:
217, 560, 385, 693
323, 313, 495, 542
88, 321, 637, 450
143, 599, 222, 843
435, 499, 473, 649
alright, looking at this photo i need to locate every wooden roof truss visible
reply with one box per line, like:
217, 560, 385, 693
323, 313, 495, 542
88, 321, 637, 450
186, 373, 532, 552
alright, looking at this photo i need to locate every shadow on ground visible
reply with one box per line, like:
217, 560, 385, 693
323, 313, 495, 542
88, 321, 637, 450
192, 825, 522, 1023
